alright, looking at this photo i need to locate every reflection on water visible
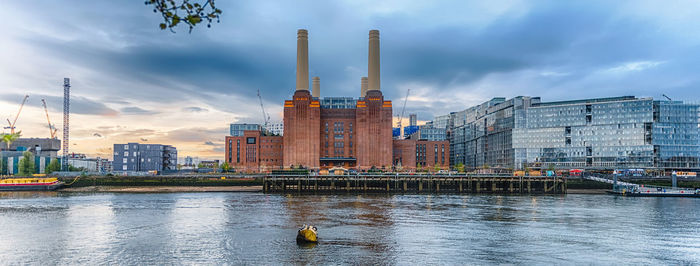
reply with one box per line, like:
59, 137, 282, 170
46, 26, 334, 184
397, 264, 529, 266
0, 192, 699, 264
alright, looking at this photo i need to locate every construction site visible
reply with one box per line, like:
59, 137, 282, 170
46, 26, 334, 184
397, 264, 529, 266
1, 78, 71, 175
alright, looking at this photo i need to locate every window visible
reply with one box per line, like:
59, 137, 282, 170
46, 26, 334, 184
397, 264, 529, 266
124, 151, 129, 157
247, 137, 256, 144
124, 145, 128, 150
123, 158, 127, 163
123, 165, 127, 170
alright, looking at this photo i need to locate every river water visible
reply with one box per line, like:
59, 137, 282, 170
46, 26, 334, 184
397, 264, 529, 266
0, 192, 698, 265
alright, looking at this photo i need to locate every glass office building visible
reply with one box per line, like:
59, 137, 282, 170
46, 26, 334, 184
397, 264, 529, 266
230, 123, 262, 137
447, 96, 540, 168
444, 96, 700, 170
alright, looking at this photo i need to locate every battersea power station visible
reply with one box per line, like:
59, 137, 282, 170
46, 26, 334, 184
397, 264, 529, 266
225, 29, 450, 172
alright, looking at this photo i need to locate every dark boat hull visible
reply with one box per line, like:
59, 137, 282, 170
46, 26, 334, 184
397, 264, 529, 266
0, 182, 64, 191
607, 190, 700, 197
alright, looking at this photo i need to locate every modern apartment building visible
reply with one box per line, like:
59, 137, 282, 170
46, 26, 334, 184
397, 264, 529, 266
113, 143, 177, 172
443, 96, 700, 170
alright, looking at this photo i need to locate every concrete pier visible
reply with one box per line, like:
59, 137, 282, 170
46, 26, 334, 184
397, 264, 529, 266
263, 175, 566, 194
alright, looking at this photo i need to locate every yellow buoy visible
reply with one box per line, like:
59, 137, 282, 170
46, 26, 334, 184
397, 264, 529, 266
296, 225, 318, 243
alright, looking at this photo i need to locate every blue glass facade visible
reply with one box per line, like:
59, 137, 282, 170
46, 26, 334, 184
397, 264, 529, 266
445, 96, 700, 170
413, 126, 447, 141
392, 127, 401, 138
403, 126, 419, 138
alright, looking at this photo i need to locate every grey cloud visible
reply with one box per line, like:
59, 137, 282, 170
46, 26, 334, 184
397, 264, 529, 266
166, 127, 227, 142
120, 106, 159, 115
183, 107, 209, 113
0, 93, 118, 116
73, 127, 157, 139
4, 0, 700, 133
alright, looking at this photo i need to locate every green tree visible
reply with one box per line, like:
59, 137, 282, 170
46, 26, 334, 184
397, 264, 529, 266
18, 151, 35, 176
433, 165, 440, 172
416, 163, 422, 172
220, 162, 230, 172
1, 131, 21, 151
68, 165, 86, 172
146, 0, 222, 33
455, 163, 465, 173
45, 158, 61, 174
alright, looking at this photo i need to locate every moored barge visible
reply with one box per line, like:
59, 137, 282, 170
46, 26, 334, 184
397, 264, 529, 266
0, 177, 64, 191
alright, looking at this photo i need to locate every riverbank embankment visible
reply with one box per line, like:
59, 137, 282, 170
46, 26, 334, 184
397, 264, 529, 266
52, 175, 696, 194
55, 175, 263, 193
60, 185, 262, 193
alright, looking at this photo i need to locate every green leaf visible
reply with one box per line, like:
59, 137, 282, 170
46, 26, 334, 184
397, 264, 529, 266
159, 23, 167, 30
188, 15, 201, 24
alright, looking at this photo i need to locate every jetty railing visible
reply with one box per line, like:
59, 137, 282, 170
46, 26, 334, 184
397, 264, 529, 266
263, 174, 566, 194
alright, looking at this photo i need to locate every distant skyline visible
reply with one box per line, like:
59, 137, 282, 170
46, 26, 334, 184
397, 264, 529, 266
1, 1, 700, 160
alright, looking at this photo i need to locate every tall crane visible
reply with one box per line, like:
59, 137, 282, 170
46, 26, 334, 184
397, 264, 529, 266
257, 89, 270, 130
62, 78, 70, 171
396, 89, 410, 139
41, 99, 58, 139
4, 94, 29, 134
662, 94, 672, 101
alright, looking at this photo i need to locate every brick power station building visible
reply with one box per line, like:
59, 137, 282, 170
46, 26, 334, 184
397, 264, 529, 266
225, 29, 448, 172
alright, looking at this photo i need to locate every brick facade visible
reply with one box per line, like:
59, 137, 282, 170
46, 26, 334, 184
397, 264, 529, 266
319, 108, 357, 168
282, 90, 393, 171
225, 130, 283, 173
393, 139, 450, 170
283, 90, 320, 169
355, 90, 393, 170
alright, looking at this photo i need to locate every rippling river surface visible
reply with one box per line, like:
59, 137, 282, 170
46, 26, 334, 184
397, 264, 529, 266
1, 192, 699, 265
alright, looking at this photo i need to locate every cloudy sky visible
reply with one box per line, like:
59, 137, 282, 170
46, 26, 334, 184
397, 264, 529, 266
1, 1, 700, 160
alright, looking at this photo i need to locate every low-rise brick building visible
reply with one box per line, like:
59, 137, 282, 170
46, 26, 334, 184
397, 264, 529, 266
393, 139, 450, 171
225, 129, 283, 173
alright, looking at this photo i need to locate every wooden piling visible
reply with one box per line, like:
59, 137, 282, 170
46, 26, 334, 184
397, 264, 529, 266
262, 175, 566, 195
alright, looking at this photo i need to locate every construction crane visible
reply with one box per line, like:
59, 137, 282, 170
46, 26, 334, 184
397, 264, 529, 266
662, 94, 672, 101
257, 89, 270, 129
41, 99, 58, 139
62, 78, 70, 171
4, 94, 29, 134
396, 89, 410, 139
